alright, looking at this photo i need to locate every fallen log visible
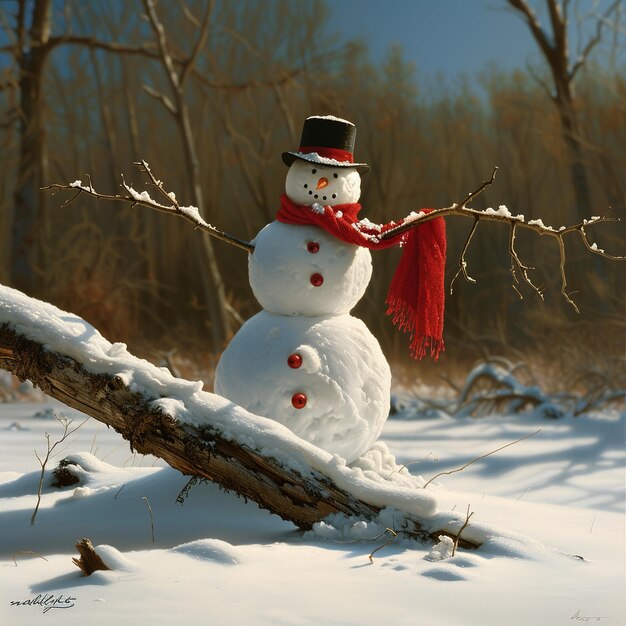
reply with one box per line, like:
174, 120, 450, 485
0, 286, 480, 549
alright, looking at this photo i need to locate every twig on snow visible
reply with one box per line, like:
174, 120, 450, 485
452, 505, 474, 557
423, 428, 542, 489
11, 551, 49, 566
142, 496, 155, 543
31, 414, 88, 525
368, 528, 398, 563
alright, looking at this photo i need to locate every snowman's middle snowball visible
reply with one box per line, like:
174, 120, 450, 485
249, 221, 373, 317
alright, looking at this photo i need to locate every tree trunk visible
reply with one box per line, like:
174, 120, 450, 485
11, 0, 52, 295
178, 103, 233, 350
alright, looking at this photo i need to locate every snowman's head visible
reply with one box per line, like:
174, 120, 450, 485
285, 160, 361, 206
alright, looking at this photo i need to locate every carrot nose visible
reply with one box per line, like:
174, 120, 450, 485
316, 177, 329, 190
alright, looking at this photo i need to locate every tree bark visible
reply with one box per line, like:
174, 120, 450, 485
11, 0, 53, 294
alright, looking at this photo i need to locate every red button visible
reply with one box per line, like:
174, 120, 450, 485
307, 241, 320, 253
288, 353, 302, 369
310, 273, 324, 286
291, 393, 307, 409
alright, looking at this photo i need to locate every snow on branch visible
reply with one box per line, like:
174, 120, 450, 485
381, 167, 625, 313
43, 161, 254, 253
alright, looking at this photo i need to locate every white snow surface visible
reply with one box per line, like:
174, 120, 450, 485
1, 394, 623, 623
214, 311, 391, 463
248, 221, 372, 316
1, 286, 624, 624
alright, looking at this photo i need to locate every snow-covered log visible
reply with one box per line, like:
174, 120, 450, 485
0, 285, 476, 547
0, 322, 376, 528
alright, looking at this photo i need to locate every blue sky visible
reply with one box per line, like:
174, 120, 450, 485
326, 0, 622, 84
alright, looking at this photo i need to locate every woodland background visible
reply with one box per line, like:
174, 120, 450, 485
0, 0, 624, 389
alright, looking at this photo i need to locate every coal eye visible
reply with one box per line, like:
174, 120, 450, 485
333, 173, 338, 179
304, 184, 308, 188
312, 169, 317, 174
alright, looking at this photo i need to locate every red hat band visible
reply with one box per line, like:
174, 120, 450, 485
298, 145, 354, 164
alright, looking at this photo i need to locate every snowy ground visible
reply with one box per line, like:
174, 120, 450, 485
1, 391, 624, 625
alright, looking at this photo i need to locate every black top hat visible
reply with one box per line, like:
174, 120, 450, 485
282, 115, 370, 174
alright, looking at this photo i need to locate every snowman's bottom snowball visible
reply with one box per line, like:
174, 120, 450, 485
214, 311, 391, 464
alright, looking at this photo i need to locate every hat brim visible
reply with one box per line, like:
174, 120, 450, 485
282, 151, 370, 174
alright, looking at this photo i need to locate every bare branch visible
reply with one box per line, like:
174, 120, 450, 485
12, 551, 49, 566
179, 1, 202, 29
452, 506, 474, 557
142, 496, 156, 543
578, 223, 625, 260
179, 0, 214, 87
380, 168, 623, 312
557, 234, 580, 313
570, 0, 621, 79
0, 21, 311, 95
508, 221, 545, 301
423, 429, 543, 489
525, 60, 554, 99
45, 35, 160, 57
547, 0, 568, 69
141, 84, 177, 115
368, 528, 397, 563
507, 0, 557, 66
450, 217, 479, 293
42, 162, 255, 253
459, 165, 499, 208
142, 0, 181, 92
0, 8, 17, 49
381, 166, 499, 239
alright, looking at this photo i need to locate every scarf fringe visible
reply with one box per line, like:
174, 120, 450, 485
386, 296, 445, 360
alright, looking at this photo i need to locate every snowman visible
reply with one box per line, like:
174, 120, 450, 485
215, 116, 446, 463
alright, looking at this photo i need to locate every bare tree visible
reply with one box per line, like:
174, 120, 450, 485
140, 0, 234, 353
506, 0, 622, 217
0, 0, 162, 294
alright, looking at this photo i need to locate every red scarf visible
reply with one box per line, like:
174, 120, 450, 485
277, 194, 446, 360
